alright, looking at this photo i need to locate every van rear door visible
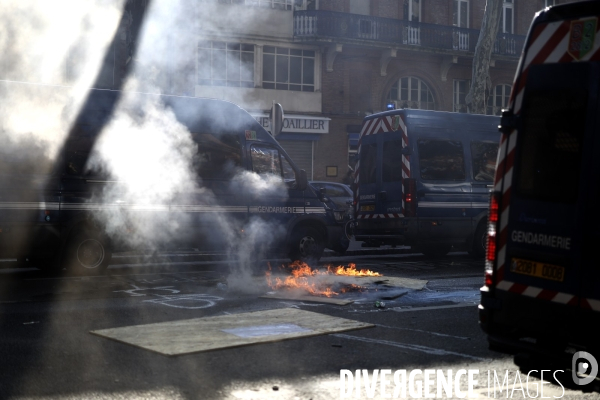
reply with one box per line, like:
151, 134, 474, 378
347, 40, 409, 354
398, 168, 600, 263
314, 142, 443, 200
357, 117, 406, 218
502, 61, 599, 307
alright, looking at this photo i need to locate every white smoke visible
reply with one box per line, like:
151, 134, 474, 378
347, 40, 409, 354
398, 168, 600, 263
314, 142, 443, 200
0, 1, 123, 171
0, 0, 295, 282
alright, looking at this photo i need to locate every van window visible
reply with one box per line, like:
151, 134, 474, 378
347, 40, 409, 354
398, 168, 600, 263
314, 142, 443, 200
318, 183, 351, 197
251, 144, 283, 179
517, 89, 586, 203
360, 142, 377, 184
194, 133, 242, 180
382, 140, 404, 182
281, 155, 295, 182
418, 139, 465, 181
471, 142, 498, 181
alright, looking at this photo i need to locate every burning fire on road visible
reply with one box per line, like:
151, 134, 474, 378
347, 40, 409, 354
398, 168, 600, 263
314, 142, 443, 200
265, 261, 382, 298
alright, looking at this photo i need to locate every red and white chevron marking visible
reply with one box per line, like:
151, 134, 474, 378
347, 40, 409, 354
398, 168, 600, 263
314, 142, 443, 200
496, 280, 578, 305
497, 280, 600, 312
494, 16, 600, 306
510, 18, 600, 115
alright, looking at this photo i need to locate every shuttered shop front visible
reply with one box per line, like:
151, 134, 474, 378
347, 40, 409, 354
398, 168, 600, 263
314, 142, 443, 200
250, 113, 330, 181
278, 140, 313, 179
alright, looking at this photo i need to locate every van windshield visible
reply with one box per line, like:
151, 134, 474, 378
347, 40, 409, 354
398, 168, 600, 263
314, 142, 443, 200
194, 133, 242, 180
517, 88, 586, 203
251, 144, 283, 179
471, 142, 498, 182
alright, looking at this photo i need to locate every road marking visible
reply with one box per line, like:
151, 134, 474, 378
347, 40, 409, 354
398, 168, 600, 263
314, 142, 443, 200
391, 303, 477, 312
375, 324, 471, 340
332, 334, 487, 361
278, 301, 325, 308
142, 294, 224, 309
114, 284, 180, 297
25, 270, 218, 281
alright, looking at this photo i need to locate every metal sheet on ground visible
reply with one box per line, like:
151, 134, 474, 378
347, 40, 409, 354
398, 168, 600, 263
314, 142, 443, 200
330, 276, 427, 290
90, 308, 374, 356
261, 292, 355, 305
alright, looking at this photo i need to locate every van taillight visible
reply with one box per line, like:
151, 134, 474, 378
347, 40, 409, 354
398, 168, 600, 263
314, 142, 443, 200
485, 192, 500, 287
403, 178, 417, 217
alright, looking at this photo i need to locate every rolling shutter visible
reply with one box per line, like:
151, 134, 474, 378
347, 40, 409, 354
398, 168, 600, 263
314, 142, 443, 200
278, 140, 313, 180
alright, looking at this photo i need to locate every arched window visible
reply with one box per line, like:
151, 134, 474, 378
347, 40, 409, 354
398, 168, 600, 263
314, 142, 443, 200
387, 76, 435, 110
487, 84, 511, 115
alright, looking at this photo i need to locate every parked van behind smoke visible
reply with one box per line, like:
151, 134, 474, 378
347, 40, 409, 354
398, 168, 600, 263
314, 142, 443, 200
353, 109, 500, 257
0, 88, 346, 275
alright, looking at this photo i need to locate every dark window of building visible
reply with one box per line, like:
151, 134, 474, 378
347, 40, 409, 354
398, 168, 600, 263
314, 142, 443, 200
487, 84, 511, 116
262, 47, 314, 92
197, 41, 254, 88
387, 77, 435, 110
453, 79, 470, 113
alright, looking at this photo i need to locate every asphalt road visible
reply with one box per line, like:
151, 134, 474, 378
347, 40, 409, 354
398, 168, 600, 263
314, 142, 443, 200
0, 249, 596, 399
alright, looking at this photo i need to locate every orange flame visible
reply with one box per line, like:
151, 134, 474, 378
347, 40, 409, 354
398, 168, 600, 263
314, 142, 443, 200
266, 261, 382, 297
328, 263, 382, 277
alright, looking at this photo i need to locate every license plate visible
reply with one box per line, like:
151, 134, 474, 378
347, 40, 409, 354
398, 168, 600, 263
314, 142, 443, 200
510, 258, 565, 282
360, 205, 375, 212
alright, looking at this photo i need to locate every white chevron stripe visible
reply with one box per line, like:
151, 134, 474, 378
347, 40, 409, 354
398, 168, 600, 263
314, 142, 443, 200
496, 280, 514, 291
497, 245, 506, 269
586, 298, 600, 311
552, 292, 574, 304
522, 286, 542, 298
522, 21, 563, 71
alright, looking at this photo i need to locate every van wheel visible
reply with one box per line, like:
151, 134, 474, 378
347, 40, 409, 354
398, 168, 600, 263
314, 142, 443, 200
289, 227, 324, 263
417, 245, 451, 258
469, 223, 487, 258
63, 230, 111, 276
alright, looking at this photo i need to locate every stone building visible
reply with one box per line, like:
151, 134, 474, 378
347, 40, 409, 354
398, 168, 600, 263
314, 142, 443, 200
37, 0, 576, 182
190, 0, 580, 183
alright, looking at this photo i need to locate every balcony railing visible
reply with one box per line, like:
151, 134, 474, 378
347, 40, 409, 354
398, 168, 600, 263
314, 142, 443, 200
294, 10, 525, 57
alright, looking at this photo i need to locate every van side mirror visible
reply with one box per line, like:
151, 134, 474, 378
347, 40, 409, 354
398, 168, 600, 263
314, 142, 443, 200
499, 109, 518, 134
270, 102, 284, 137
401, 146, 412, 155
297, 169, 308, 191
318, 187, 327, 202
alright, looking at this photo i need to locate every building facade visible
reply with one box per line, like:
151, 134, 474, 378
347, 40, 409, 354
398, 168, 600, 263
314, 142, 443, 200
24, 0, 573, 183
191, 0, 580, 183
